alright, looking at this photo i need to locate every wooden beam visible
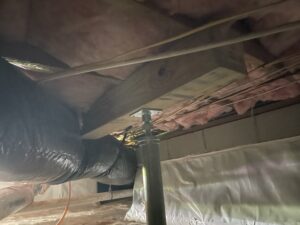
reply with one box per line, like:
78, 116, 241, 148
82, 28, 246, 139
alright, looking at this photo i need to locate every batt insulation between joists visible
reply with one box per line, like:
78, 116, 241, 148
125, 135, 300, 225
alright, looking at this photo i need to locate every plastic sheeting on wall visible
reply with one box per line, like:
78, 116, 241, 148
125, 136, 300, 225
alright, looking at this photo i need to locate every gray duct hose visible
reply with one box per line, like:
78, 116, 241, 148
0, 58, 137, 185
0, 184, 42, 220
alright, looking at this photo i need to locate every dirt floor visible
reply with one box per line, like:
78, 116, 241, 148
0, 199, 143, 225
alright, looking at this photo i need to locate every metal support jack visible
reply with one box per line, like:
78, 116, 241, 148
139, 109, 167, 225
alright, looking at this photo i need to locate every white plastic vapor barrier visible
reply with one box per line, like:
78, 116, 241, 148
125, 136, 300, 225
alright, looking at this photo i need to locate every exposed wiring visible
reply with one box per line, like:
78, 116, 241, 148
122, 126, 133, 144
206, 65, 299, 106
113, 52, 299, 142
265, 53, 300, 68
124, 56, 300, 137
151, 54, 300, 125
55, 181, 72, 225
39, 1, 287, 82
221, 78, 300, 107
151, 79, 300, 135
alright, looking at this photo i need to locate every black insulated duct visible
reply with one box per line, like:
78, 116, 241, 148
0, 58, 137, 185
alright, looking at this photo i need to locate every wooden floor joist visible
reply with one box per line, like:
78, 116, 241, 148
82, 28, 246, 139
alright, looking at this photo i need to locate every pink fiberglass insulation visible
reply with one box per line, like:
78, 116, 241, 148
154, 67, 300, 131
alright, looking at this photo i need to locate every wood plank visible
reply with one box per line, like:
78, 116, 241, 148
82, 28, 246, 139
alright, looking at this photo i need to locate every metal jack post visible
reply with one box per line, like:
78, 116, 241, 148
139, 109, 167, 225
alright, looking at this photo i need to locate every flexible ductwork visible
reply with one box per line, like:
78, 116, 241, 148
0, 57, 137, 185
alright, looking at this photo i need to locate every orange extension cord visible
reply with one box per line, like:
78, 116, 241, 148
55, 182, 72, 225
